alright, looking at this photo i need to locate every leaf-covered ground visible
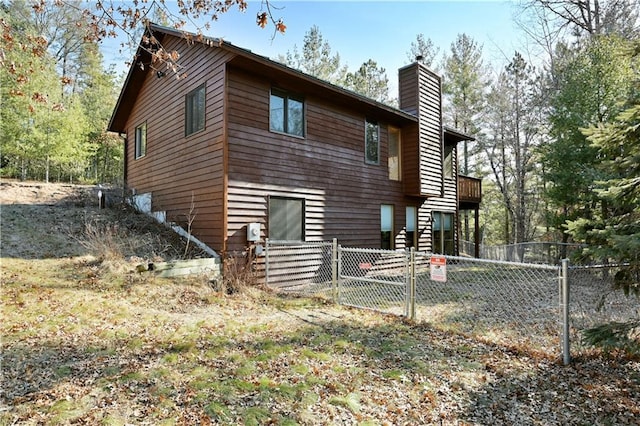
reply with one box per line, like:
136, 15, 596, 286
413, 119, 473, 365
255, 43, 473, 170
1, 181, 639, 425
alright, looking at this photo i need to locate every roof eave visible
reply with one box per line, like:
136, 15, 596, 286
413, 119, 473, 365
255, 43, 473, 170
108, 22, 419, 133
107, 54, 139, 133
107, 30, 163, 133
444, 126, 475, 142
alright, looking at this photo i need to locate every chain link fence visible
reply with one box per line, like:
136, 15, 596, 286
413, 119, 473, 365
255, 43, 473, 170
264, 240, 334, 297
460, 240, 585, 264
413, 253, 561, 354
568, 264, 640, 352
265, 239, 638, 361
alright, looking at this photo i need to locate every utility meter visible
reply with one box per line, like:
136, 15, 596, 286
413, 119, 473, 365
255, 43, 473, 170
247, 222, 261, 242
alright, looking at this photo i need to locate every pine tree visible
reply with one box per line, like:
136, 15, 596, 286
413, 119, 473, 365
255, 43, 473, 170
77, 43, 123, 183
442, 33, 487, 149
406, 34, 440, 69
279, 26, 348, 85
541, 35, 635, 249
1, 1, 121, 183
442, 34, 488, 243
566, 40, 639, 284
571, 42, 640, 351
343, 59, 391, 104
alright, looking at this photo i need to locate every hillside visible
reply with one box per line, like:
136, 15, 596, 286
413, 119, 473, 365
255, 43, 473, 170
0, 180, 208, 261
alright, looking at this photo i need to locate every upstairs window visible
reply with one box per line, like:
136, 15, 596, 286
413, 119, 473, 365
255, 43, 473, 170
135, 122, 147, 159
270, 89, 305, 137
388, 126, 401, 180
269, 196, 305, 241
185, 84, 205, 136
365, 119, 380, 165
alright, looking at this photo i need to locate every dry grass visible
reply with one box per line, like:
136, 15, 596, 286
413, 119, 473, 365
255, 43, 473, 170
2, 181, 640, 425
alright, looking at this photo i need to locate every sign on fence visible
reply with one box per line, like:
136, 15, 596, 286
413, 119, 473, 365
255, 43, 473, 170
430, 255, 447, 282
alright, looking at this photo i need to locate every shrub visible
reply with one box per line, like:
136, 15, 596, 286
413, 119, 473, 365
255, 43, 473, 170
582, 319, 640, 358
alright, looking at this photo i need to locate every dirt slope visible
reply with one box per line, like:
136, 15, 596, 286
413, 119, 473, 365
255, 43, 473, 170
0, 180, 206, 261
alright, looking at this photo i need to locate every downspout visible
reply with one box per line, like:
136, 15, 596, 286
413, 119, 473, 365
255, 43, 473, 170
120, 132, 128, 199
222, 62, 229, 255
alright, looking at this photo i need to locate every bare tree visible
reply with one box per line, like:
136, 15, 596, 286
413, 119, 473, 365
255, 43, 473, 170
518, 0, 640, 42
10, 0, 286, 85
481, 53, 543, 254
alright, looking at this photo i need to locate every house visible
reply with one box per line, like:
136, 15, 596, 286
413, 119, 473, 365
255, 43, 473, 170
107, 23, 481, 259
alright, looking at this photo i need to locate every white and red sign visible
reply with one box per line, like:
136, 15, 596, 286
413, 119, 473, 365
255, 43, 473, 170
430, 255, 447, 282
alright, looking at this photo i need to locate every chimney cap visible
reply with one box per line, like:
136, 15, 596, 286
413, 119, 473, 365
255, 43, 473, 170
415, 55, 424, 62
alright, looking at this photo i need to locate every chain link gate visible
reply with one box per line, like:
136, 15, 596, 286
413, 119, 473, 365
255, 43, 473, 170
337, 247, 410, 317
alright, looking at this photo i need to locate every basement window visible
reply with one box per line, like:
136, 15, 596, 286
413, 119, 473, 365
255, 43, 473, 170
381, 204, 394, 249
269, 196, 305, 241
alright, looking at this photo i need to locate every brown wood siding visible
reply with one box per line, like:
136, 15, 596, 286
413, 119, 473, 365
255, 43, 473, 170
420, 146, 458, 252
401, 123, 421, 196
398, 67, 420, 195
398, 66, 418, 116
225, 67, 421, 252
416, 66, 444, 197
399, 63, 458, 252
399, 64, 444, 198
123, 35, 234, 252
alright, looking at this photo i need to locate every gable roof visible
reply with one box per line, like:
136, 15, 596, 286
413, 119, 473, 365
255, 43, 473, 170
108, 23, 418, 133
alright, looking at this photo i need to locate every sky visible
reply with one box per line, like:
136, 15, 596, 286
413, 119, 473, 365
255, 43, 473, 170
102, 1, 534, 93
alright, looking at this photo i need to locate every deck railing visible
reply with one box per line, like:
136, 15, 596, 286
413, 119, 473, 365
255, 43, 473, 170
458, 175, 482, 204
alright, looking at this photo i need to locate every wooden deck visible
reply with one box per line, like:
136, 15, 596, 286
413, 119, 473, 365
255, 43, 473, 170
458, 175, 482, 207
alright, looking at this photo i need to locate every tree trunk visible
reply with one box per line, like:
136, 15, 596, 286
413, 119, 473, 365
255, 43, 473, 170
45, 153, 50, 184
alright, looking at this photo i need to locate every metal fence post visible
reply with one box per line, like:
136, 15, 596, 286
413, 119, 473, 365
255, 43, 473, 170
265, 238, 270, 287
404, 249, 411, 318
331, 238, 338, 303
410, 248, 416, 320
562, 258, 571, 365
403, 248, 417, 320
336, 242, 342, 304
